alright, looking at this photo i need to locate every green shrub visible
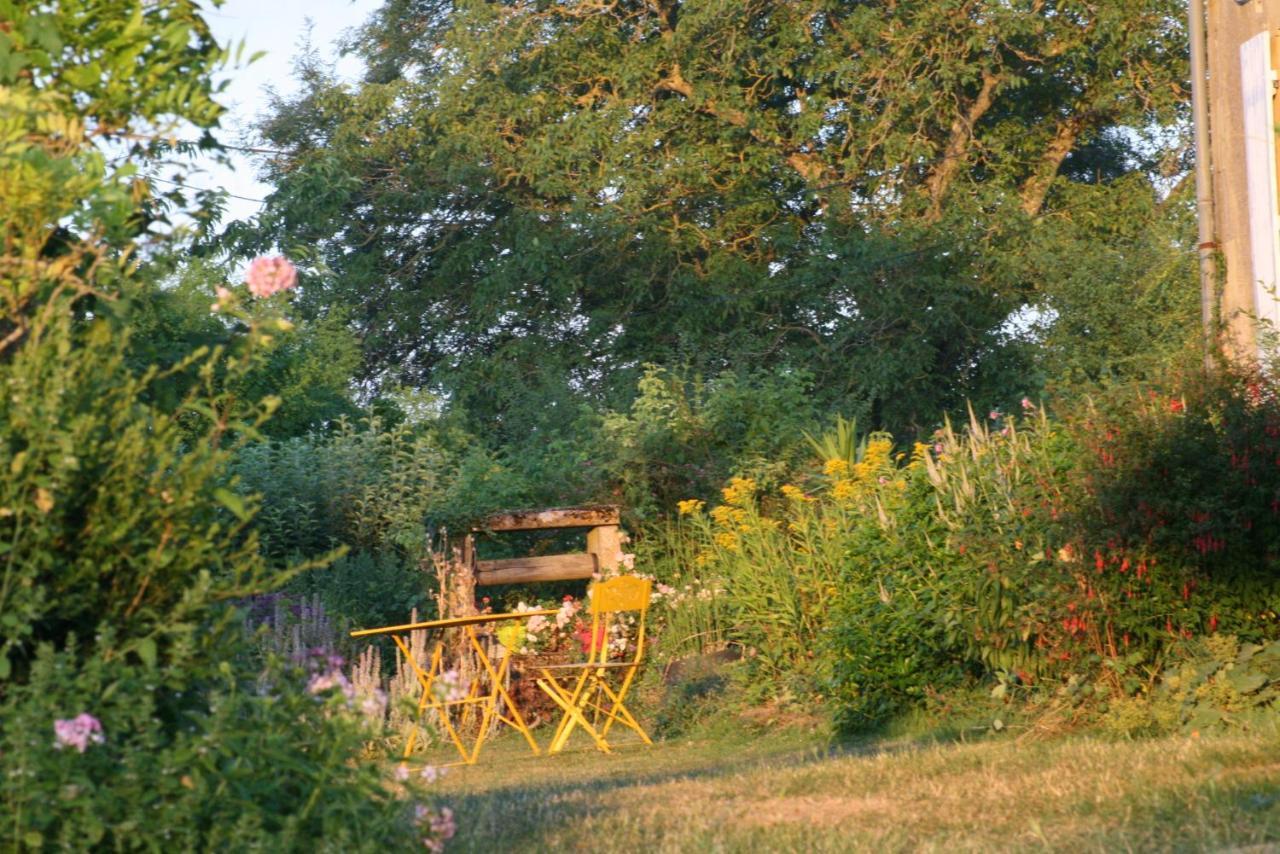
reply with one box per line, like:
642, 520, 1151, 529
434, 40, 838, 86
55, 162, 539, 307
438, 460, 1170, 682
1065, 369, 1280, 641
599, 365, 819, 520
0, 5, 447, 846
233, 417, 449, 560
655, 369, 1280, 732
288, 551, 434, 635
650, 436, 929, 701
827, 370, 1280, 729
3, 635, 435, 850
0, 256, 431, 850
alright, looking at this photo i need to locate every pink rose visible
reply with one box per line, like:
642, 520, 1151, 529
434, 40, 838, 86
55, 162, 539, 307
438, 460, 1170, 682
245, 256, 297, 298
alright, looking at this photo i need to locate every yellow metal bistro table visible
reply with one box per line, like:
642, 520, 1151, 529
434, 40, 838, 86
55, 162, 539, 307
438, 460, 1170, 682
350, 609, 557, 766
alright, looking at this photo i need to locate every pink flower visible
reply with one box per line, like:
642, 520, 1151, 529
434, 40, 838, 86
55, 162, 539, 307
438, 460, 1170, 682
1021, 397, 1034, 410
433, 669, 469, 703
988, 410, 1000, 421
210, 286, 234, 313
414, 804, 457, 851
245, 256, 297, 298
307, 669, 353, 698
54, 713, 104, 753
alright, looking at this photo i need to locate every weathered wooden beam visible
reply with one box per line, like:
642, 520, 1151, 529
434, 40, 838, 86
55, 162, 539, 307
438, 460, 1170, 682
474, 553, 598, 586
473, 505, 620, 532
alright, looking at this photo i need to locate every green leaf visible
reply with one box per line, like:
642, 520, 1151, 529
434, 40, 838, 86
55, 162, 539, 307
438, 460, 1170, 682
1227, 669, 1269, 695
136, 637, 157, 668
213, 488, 249, 521
1237, 643, 1263, 663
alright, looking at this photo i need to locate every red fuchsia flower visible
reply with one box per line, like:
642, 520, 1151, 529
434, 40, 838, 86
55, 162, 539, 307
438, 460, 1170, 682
574, 622, 607, 655
245, 256, 297, 298
54, 713, 104, 753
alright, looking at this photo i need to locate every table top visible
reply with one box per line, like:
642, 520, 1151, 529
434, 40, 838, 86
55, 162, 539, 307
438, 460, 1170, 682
349, 609, 559, 639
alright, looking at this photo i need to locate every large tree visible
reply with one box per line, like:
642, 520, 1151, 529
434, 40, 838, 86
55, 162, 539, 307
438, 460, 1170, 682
242, 0, 1193, 436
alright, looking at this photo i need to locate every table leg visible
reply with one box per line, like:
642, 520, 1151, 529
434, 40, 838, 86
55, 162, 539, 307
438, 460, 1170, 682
465, 627, 542, 757
393, 634, 473, 764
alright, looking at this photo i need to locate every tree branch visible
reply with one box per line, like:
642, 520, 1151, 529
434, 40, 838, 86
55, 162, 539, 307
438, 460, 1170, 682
1020, 115, 1085, 217
923, 69, 1002, 222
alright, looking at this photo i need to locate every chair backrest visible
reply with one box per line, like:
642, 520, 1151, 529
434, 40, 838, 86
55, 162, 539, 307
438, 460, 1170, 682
589, 575, 651, 614
585, 576, 651, 665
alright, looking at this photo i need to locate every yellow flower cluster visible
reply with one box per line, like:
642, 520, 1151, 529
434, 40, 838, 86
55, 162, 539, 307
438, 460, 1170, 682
831, 479, 859, 502
721, 476, 757, 506
677, 498, 705, 516
780, 484, 809, 502
710, 504, 746, 526
911, 442, 929, 466
825, 437, 901, 505
823, 458, 850, 477
854, 438, 893, 481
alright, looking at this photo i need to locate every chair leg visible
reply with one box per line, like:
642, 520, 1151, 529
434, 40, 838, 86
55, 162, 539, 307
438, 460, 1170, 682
537, 673, 611, 754
597, 670, 653, 745
543, 668, 588, 752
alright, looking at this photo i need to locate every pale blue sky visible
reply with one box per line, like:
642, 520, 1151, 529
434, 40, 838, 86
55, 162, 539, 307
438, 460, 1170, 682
198, 0, 384, 222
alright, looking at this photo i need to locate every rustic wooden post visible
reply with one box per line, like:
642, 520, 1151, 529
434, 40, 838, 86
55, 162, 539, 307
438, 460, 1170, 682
586, 524, 622, 573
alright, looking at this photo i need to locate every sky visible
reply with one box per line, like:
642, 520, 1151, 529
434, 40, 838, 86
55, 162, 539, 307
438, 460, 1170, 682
194, 0, 384, 223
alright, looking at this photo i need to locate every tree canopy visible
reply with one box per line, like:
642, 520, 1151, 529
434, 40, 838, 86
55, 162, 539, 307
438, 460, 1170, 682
240, 0, 1195, 439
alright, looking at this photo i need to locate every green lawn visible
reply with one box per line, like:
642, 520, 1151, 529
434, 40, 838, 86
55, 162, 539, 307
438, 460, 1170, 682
426, 723, 1280, 852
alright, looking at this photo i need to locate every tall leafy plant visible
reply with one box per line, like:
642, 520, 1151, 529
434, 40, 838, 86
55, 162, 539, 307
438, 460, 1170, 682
0, 3, 442, 847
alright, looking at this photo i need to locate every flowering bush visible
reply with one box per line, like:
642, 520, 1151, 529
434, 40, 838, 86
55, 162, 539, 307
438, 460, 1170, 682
0, 6, 452, 846
644, 373, 1280, 730
3, 638, 449, 850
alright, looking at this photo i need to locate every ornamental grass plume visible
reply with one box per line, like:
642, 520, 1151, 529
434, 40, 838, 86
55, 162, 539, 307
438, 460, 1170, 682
245, 255, 298, 298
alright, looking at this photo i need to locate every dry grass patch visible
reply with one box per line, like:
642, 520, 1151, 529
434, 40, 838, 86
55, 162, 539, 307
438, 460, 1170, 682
426, 725, 1280, 852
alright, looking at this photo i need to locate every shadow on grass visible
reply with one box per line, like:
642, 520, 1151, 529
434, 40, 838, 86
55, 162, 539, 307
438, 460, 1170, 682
436, 726, 1280, 852
436, 729, 922, 850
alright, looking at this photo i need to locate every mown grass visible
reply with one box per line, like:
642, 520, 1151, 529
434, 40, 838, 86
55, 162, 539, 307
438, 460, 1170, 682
426, 722, 1280, 852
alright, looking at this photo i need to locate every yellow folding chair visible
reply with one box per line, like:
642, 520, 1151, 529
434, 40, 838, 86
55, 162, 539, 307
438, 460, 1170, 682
536, 575, 654, 754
